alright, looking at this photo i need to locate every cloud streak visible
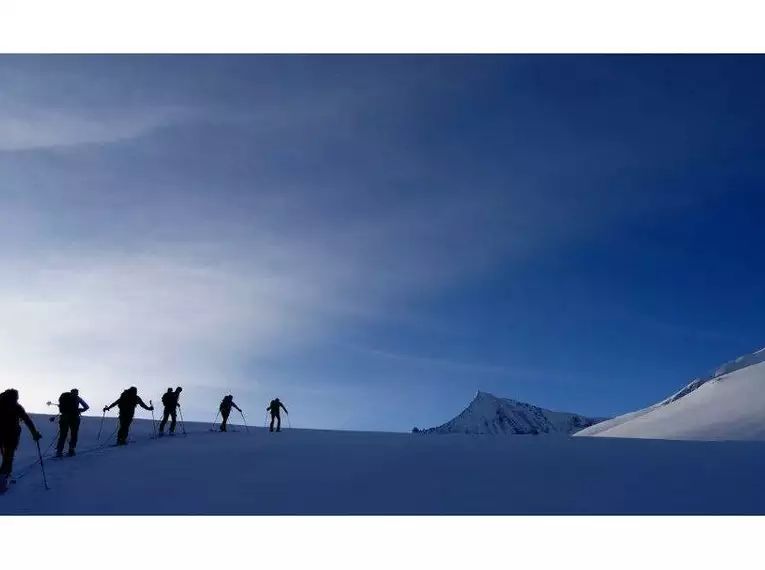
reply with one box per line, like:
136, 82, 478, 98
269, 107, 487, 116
0, 104, 192, 151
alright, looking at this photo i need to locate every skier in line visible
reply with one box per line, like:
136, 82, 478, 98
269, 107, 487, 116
0, 389, 42, 487
218, 395, 241, 432
267, 398, 288, 432
56, 388, 89, 457
157, 386, 182, 437
104, 387, 153, 445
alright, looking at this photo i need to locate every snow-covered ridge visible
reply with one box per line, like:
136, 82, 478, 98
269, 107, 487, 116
422, 390, 606, 436
659, 346, 765, 406
575, 345, 765, 441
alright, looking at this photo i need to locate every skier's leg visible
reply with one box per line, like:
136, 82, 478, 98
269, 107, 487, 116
0, 435, 11, 476
269, 413, 275, 432
276, 413, 281, 432
125, 414, 135, 442
117, 414, 131, 444
169, 409, 177, 433
56, 417, 70, 455
116, 416, 125, 444
158, 409, 169, 433
220, 410, 229, 431
69, 416, 80, 453
0, 427, 20, 475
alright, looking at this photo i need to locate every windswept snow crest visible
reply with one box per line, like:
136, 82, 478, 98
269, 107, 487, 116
576, 346, 765, 441
422, 390, 606, 436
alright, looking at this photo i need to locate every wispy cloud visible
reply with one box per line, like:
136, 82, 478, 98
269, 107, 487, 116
333, 343, 539, 378
0, 99, 193, 151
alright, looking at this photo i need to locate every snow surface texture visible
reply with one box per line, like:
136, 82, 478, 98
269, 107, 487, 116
422, 390, 605, 435
576, 346, 765, 440
7, 411, 765, 514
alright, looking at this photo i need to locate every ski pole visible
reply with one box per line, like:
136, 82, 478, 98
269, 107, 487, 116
240, 410, 249, 433
178, 406, 187, 436
46, 401, 60, 423
150, 400, 157, 438
210, 410, 219, 431
96, 410, 107, 441
36, 439, 49, 491
34, 428, 60, 460
98, 425, 119, 449
287, 414, 292, 429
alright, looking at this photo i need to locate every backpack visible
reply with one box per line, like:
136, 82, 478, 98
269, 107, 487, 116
0, 390, 20, 427
118, 390, 137, 412
161, 392, 172, 407
0, 390, 14, 415
59, 392, 79, 416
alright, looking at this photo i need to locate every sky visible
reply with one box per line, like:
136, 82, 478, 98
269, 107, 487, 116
1, 55, 765, 432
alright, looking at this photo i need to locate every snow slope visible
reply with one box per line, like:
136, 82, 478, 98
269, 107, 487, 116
422, 390, 605, 435
8, 410, 765, 514
576, 347, 765, 441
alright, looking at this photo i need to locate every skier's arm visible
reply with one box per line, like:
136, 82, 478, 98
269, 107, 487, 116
137, 397, 153, 411
105, 399, 119, 411
280, 403, 288, 414
18, 405, 42, 439
233, 403, 242, 412
78, 396, 90, 414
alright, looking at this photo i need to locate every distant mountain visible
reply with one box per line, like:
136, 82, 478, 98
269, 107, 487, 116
575, 346, 765, 441
422, 390, 607, 436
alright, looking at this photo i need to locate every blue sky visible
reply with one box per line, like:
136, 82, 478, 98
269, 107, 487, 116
1, 55, 764, 432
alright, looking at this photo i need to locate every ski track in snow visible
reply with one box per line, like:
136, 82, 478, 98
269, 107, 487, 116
4, 413, 765, 515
